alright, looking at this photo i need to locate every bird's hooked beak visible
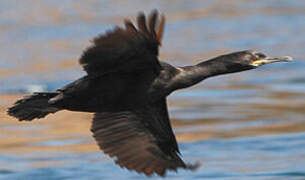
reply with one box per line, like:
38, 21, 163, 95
251, 56, 293, 67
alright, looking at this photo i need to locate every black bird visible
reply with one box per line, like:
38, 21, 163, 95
8, 10, 292, 176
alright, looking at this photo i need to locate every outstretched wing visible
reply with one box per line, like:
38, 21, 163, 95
79, 10, 165, 76
91, 99, 196, 176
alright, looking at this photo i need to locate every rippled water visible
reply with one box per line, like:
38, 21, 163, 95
0, 0, 305, 179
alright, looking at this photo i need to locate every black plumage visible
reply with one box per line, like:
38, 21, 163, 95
7, 10, 292, 176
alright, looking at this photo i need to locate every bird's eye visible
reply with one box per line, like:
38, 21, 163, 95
254, 53, 266, 60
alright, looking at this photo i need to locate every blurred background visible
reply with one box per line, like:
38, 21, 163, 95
0, 0, 304, 179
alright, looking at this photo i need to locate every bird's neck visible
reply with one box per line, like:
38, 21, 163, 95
177, 55, 252, 89
195, 55, 251, 79
168, 54, 255, 92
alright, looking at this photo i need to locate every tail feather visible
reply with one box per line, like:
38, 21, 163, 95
8, 92, 59, 121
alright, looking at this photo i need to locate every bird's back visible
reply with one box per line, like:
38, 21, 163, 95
50, 68, 158, 112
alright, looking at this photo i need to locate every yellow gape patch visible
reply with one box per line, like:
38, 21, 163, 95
251, 60, 268, 66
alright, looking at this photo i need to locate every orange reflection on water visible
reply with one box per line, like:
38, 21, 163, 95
1, 93, 304, 156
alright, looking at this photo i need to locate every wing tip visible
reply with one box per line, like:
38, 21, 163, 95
186, 161, 201, 171
136, 10, 165, 45
124, 19, 137, 33
156, 13, 165, 46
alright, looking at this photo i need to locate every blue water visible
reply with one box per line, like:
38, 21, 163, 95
1, 133, 305, 180
0, 0, 305, 179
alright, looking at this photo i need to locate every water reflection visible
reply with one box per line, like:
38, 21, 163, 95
0, 0, 305, 179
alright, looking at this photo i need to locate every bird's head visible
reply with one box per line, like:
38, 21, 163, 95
216, 50, 293, 73
233, 50, 292, 67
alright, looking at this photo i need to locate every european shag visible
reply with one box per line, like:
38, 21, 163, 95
8, 10, 292, 176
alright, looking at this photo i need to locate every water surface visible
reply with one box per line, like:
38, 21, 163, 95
0, 0, 305, 179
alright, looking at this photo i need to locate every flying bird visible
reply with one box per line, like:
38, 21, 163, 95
8, 10, 292, 176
